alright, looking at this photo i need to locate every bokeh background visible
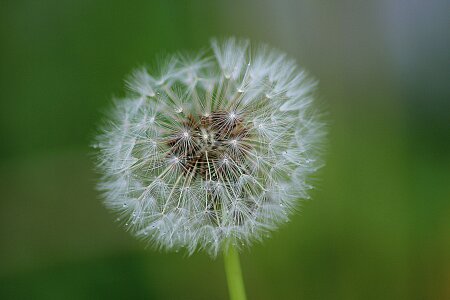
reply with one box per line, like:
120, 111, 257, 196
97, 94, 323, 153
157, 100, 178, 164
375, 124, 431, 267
1, 0, 449, 299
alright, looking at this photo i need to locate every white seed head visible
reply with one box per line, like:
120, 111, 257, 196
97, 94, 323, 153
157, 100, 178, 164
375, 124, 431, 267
94, 37, 325, 256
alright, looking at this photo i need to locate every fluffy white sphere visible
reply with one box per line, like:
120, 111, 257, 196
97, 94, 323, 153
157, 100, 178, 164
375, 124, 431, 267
94, 38, 325, 256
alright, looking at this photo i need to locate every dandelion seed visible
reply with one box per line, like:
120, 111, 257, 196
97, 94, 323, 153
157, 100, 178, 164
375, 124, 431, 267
94, 37, 325, 258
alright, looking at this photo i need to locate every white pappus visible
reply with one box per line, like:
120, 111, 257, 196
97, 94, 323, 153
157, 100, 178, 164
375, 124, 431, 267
94, 37, 325, 257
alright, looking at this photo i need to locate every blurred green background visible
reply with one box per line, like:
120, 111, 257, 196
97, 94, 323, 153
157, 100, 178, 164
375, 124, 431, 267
1, 0, 449, 299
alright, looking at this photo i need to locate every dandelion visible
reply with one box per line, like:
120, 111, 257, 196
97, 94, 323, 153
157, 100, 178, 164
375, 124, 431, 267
94, 37, 324, 300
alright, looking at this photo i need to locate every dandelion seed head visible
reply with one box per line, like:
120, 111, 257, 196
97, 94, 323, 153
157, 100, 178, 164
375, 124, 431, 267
94, 37, 325, 257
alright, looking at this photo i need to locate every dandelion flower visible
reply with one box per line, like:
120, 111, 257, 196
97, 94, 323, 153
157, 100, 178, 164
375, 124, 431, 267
94, 38, 324, 258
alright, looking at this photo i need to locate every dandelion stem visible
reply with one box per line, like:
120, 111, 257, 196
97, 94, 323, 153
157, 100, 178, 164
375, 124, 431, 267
223, 244, 247, 300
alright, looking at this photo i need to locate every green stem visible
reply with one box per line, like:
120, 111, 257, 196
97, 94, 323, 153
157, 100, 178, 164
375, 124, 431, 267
223, 244, 247, 300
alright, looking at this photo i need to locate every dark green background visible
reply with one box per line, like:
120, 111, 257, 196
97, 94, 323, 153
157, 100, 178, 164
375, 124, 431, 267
1, 1, 449, 299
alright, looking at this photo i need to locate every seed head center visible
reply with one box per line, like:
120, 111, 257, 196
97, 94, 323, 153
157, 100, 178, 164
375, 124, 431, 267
166, 110, 251, 180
